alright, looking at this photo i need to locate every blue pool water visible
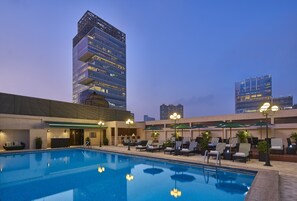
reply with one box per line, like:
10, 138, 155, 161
0, 149, 255, 201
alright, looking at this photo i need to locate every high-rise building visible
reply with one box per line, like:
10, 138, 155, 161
144, 115, 155, 121
273, 96, 293, 110
235, 75, 272, 113
235, 75, 293, 113
160, 104, 184, 120
73, 11, 126, 110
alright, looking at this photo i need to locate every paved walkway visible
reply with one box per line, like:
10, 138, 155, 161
95, 146, 297, 201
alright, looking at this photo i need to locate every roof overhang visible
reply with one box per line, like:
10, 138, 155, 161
46, 122, 107, 129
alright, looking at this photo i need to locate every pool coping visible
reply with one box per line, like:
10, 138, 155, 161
0, 147, 279, 201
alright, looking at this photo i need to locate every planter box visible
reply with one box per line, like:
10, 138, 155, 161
258, 152, 266, 161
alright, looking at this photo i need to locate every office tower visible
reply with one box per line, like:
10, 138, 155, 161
273, 96, 293, 110
144, 115, 155, 121
73, 11, 126, 110
235, 75, 272, 113
160, 104, 184, 120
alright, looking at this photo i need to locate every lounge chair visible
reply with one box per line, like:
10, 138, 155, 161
146, 142, 164, 152
270, 138, 284, 154
226, 137, 238, 151
208, 137, 220, 150
136, 140, 152, 151
232, 143, 251, 163
3, 141, 25, 151
180, 141, 198, 156
164, 141, 182, 155
204, 143, 226, 165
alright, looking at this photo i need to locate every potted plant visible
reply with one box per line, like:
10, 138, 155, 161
200, 131, 211, 155
85, 137, 91, 146
35, 137, 42, 149
163, 139, 174, 148
257, 141, 268, 161
151, 132, 160, 142
236, 130, 249, 143
290, 132, 297, 144
103, 137, 109, 145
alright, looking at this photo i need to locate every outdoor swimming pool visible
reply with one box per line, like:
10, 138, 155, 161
0, 149, 255, 201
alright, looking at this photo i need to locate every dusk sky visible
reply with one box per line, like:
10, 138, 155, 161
0, 0, 297, 121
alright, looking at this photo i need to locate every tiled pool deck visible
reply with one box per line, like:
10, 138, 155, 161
95, 146, 297, 201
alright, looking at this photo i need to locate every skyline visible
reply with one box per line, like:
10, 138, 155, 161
0, 0, 297, 121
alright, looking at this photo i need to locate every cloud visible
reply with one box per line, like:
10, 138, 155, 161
175, 94, 215, 106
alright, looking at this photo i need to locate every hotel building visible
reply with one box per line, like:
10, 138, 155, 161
73, 11, 127, 110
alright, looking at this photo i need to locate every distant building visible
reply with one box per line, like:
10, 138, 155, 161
273, 96, 293, 110
293, 104, 297, 109
160, 104, 183, 120
235, 75, 293, 113
73, 10, 126, 110
144, 115, 155, 121
235, 75, 272, 113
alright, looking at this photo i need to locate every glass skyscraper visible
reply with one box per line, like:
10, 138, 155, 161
73, 11, 126, 110
235, 75, 272, 113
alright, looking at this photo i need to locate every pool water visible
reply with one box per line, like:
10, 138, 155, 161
0, 149, 255, 201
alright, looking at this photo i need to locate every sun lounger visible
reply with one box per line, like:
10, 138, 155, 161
208, 137, 220, 150
226, 137, 238, 151
180, 141, 198, 156
164, 141, 182, 154
233, 143, 251, 163
136, 140, 152, 151
204, 143, 226, 165
146, 143, 164, 152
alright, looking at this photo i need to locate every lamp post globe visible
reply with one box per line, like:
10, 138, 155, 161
259, 102, 279, 167
126, 119, 134, 151
170, 113, 181, 140
98, 121, 105, 147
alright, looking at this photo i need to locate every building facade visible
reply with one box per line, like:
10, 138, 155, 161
235, 75, 272, 113
73, 11, 127, 110
273, 96, 293, 110
144, 115, 155, 121
160, 104, 184, 120
235, 75, 294, 113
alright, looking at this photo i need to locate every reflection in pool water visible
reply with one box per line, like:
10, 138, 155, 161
0, 149, 255, 201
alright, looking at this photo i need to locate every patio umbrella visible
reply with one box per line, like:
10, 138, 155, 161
216, 122, 246, 139
173, 124, 191, 138
191, 124, 208, 137
251, 121, 270, 140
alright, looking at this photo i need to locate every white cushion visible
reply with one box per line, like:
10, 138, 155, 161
5, 142, 13, 147
14, 141, 20, 146
234, 152, 246, 157
181, 148, 189, 151
209, 151, 219, 154
165, 147, 173, 150
148, 145, 154, 148
271, 146, 282, 150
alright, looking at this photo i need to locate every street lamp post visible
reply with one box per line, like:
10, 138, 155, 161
170, 113, 181, 139
98, 121, 105, 147
126, 119, 134, 151
259, 102, 279, 167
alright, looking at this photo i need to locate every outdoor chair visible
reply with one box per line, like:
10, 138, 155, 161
180, 141, 198, 156
208, 137, 220, 150
270, 138, 284, 154
232, 143, 251, 163
204, 143, 226, 165
164, 141, 182, 154
136, 140, 153, 151
3, 141, 25, 151
226, 137, 238, 151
